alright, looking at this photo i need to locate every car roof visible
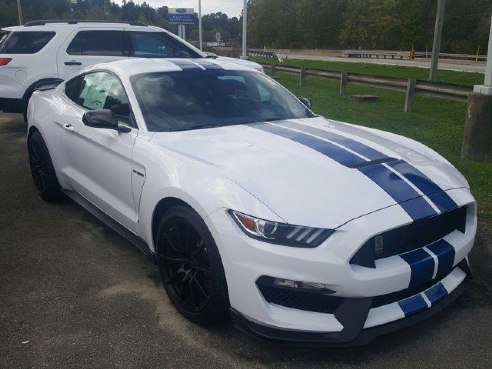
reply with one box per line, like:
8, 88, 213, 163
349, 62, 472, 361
83, 58, 257, 80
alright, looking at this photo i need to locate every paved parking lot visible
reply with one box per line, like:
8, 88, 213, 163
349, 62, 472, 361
1, 113, 491, 368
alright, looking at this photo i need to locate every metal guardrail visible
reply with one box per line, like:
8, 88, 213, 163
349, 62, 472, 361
248, 49, 280, 61
343, 50, 487, 62
261, 63, 472, 111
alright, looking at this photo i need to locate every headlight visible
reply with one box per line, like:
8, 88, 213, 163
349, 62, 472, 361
229, 210, 334, 248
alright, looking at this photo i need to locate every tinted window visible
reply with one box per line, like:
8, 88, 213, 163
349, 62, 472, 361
0, 31, 55, 54
0, 32, 9, 47
65, 76, 83, 103
67, 31, 127, 56
129, 31, 200, 58
131, 70, 314, 132
76, 72, 132, 125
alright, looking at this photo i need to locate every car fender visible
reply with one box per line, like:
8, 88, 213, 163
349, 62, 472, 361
133, 138, 284, 253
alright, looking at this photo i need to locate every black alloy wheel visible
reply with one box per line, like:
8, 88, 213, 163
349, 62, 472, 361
156, 205, 229, 325
28, 131, 62, 202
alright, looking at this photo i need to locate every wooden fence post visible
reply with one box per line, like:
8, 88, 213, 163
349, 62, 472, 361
405, 79, 417, 112
462, 93, 492, 160
300, 67, 305, 86
340, 72, 348, 94
271, 64, 276, 76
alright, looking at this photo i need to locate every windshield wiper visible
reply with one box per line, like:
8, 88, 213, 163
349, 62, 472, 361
165, 124, 220, 132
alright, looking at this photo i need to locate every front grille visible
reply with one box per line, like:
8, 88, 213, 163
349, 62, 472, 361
351, 206, 467, 268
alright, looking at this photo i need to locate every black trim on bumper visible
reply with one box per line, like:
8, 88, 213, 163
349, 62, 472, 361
230, 282, 465, 347
0, 97, 23, 113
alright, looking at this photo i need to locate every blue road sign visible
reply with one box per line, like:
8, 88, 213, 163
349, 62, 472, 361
169, 14, 195, 25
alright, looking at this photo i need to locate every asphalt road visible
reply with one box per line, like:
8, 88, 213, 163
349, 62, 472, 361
277, 53, 486, 74
1, 113, 491, 368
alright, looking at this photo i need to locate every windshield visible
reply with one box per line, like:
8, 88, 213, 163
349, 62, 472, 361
131, 70, 315, 132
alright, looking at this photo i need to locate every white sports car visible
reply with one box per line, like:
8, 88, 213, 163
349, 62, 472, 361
27, 58, 476, 345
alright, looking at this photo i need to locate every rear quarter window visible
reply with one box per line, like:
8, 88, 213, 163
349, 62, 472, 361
0, 31, 55, 54
0, 32, 9, 47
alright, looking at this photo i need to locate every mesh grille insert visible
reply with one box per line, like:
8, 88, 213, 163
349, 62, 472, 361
351, 206, 467, 268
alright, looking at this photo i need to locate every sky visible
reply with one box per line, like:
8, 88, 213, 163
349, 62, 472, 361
113, 1, 244, 18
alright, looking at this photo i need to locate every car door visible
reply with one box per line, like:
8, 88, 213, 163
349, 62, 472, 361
56, 28, 129, 79
62, 71, 139, 232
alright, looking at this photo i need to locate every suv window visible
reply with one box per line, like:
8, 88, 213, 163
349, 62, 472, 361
73, 72, 132, 125
0, 32, 9, 47
0, 31, 55, 54
129, 31, 200, 58
67, 31, 127, 56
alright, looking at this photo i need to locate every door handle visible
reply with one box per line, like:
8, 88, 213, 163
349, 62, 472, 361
64, 60, 82, 66
63, 123, 74, 131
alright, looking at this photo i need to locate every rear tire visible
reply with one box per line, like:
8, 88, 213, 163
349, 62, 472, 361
28, 131, 63, 202
155, 204, 230, 326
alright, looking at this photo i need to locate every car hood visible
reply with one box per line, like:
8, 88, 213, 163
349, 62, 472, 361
149, 117, 468, 228
215, 56, 264, 72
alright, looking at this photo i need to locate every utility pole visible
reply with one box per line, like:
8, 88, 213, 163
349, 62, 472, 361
462, 14, 492, 161
481, 16, 492, 90
429, 0, 445, 81
198, 0, 203, 50
16, 0, 23, 25
241, 0, 248, 59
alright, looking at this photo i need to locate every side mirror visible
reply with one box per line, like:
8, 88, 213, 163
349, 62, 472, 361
82, 109, 130, 132
298, 97, 312, 110
205, 52, 219, 59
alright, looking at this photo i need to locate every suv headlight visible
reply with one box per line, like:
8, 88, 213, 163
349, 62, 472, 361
229, 210, 334, 248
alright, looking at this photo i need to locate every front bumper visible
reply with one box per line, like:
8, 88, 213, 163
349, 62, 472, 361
231, 277, 466, 346
205, 188, 476, 344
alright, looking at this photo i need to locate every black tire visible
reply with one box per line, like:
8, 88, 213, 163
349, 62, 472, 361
28, 131, 63, 202
155, 204, 230, 325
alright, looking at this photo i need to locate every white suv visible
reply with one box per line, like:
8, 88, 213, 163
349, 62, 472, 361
0, 20, 261, 117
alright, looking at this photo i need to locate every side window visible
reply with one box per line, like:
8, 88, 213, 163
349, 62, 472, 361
75, 72, 133, 126
67, 31, 127, 56
129, 31, 199, 58
65, 76, 83, 103
0, 31, 55, 54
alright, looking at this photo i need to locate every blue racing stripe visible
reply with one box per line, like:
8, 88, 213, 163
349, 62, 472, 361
359, 164, 437, 219
400, 248, 435, 288
387, 160, 457, 212
427, 191, 458, 213
425, 282, 448, 304
194, 60, 224, 70
426, 239, 456, 277
169, 59, 204, 71
253, 123, 366, 167
251, 123, 440, 220
399, 196, 439, 220
276, 121, 389, 162
398, 294, 428, 317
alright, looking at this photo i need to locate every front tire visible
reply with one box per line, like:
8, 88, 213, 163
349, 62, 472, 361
155, 205, 230, 325
28, 131, 63, 202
